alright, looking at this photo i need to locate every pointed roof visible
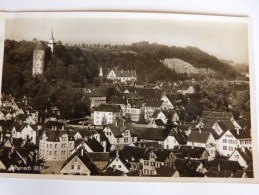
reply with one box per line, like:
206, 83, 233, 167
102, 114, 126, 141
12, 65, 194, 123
35, 40, 44, 50
49, 29, 55, 41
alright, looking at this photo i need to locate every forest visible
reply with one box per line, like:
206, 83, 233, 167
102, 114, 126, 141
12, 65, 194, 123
1, 39, 247, 120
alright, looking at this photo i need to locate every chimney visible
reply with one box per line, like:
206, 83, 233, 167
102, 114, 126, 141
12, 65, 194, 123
199, 127, 201, 134
80, 147, 84, 157
236, 127, 240, 135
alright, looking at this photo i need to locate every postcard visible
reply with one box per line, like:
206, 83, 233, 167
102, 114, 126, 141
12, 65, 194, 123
0, 12, 257, 182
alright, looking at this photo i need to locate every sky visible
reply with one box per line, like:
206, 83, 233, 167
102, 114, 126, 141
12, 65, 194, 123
5, 17, 249, 64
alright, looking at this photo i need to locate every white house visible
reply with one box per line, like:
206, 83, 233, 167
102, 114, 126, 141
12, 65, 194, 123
105, 151, 130, 173
107, 69, 137, 83
11, 123, 37, 144
39, 130, 75, 161
187, 129, 216, 160
93, 104, 122, 125
229, 148, 252, 169
60, 148, 99, 175
216, 130, 238, 157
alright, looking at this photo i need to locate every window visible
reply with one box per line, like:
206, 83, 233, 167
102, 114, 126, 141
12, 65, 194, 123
223, 146, 227, 150
54, 151, 57, 156
144, 169, 149, 175
55, 144, 57, 149
229, 140, 232, 144
77, 165, 81, 170
75, 157, 77, 162
71, 165, 74, 170
223, 139, 227, 143
49, 144, 52, 149
151, 162, 155, 166
235, 155, 239, 159
117, 138, 120, 143
118, 165, 121, 168
124, 137, 128, 143
144, 161, 149, 166
229, 146, 233, 151
49, 151, 52, 155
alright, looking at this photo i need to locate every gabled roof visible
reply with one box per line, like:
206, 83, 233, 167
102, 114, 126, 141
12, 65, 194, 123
120, 146, 153, 161
113, 69, 137, 78
108, 97, 126, 105
60, 148, 99, 175
140, 128, 168, 141
233, 148, 252, 165
216, 120, 235, 131
43, 130, 75, 142
145, 100, 163, 108
155, 166, 177, 177
170, 130, 187, 145
229, 129, 251, 139
179, 146, 208, 159
0, 119, 14, 131
106, 124, 123, 138
94, 104, 121, 112
174, 158, 205, 177
85, 137, 104, 152
84, 152, 109, 162
102, 167, 125, 176
187, 131, 211, 144
74, 129, 91, 139
155, 149, 173, 162
208, 159, 242, 173
44, 120, 64, 130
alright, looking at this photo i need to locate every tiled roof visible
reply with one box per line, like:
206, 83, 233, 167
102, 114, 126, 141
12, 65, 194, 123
230, 129, 251, 139
75, 129, 91, 138
187, 131, 211, 144
108, 97, 126, 105
120, 146, 153, 161
140, 128, 168, 141
201, 111, 233, 119
179, 146, 208, 159
235, 148, 252, 165
208, 159, 242, 172
155, 166, 177, 177
84, 152, 109, 162
94, 104, 121, 112
102, 167, 124, 176
217, 120, 235, 131
155, 149, 172, 162
113, 70, 136, 78
144, 100, 163, 108
60, 148, 99, 175
106, 124, 123, 138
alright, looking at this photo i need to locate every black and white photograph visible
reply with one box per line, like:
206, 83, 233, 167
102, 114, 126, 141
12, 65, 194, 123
0, 12, 256, 180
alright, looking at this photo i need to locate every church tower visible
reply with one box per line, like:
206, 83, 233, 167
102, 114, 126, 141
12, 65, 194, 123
47, 29, 56, 53
32, 40, 45, 76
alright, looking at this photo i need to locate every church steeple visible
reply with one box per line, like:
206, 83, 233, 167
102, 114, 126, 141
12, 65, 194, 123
48, 28, 56, 53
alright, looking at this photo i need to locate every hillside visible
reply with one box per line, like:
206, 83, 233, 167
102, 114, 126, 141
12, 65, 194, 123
161, 58, 215, 75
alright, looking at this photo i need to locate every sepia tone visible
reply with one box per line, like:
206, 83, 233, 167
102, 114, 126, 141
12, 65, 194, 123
0, 12, 255, 180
